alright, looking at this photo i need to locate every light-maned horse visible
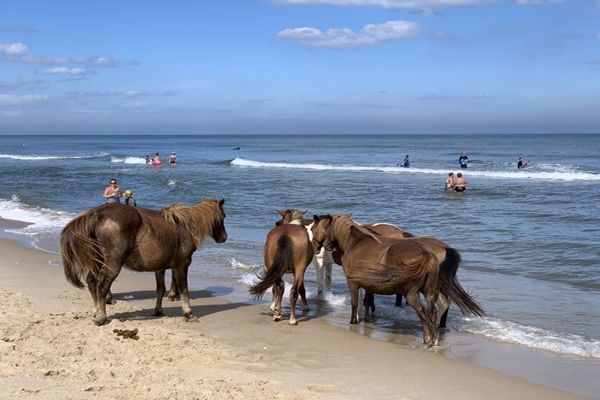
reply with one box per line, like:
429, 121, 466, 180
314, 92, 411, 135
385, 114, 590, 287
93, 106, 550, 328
275, 210, 453, 328
312, 214, 484, 346
60, 199, 227, 325
249, 211, 313, 325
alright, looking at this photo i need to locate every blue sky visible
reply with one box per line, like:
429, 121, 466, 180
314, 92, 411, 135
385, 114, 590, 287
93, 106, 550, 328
0, 0, 599, 134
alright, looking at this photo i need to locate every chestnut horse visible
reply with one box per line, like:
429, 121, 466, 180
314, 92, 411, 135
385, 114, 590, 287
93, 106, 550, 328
312, 214, 484, 346
61, 199, 227, 325
249, 212, 313, 325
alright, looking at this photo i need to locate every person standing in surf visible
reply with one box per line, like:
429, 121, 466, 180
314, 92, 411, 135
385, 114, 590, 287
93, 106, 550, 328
517, 156, 528, 169
402, 155, 410, 168
445, 172, 455, 190
103, 178, 121, 204
459, 153, 469, 169
454, 173, 468, 192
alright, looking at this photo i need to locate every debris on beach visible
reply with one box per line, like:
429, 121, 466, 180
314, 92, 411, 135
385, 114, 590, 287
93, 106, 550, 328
113, 328, 139, 340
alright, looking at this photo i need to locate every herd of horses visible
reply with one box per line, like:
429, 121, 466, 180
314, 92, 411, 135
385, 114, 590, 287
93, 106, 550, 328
60, 199, 484, 347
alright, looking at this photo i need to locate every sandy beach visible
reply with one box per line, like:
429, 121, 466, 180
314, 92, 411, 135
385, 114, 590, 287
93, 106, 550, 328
0, 233, 586, 400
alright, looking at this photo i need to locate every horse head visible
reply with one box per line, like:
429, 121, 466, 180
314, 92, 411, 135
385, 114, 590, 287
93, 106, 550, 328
275, 209, 306, 226
311, 214, 333, 253
210, 199, 228, 243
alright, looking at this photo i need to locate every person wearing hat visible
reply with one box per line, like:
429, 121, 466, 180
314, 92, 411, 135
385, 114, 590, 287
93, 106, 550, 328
123, 189, 137, 206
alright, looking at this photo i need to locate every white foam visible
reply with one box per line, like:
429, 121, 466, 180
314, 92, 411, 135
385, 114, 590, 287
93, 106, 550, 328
0, 195, 74, 235
0, 152, 109, 161
168, 179, 177, 186
457, 317, 600, 358
230, 257, 261, 270
231, 157, 600, 182
110, 156, 146, 164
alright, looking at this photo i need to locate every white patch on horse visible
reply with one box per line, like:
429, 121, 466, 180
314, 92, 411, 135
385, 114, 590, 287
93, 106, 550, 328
304, 222, 314, 242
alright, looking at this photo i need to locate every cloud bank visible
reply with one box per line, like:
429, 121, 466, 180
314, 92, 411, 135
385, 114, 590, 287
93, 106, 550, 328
0, 42, 29, 55
274, 0, 490, 8
277, 20, 422, 48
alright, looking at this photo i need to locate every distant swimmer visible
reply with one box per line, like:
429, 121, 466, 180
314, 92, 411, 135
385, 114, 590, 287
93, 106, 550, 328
123, 189, 137, 206
517, 156, 529, 169
445, 172, 455, 191
145, 155, 151, 165
103, 178, 121, 204
232, 146, 241, 150
169, 151, 177, 166
402, 155, 410, 168
151, 152, 162, 167
453, 173, 468, 192
459, 153, 469, 169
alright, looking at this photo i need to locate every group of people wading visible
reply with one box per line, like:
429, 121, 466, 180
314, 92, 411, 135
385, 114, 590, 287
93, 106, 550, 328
61, 197, 484, 347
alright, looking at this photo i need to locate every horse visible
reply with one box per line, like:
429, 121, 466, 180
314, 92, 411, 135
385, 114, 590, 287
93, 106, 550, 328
311, 214, 484, 347
249, 211, 313, 325
60, 199, 227, 325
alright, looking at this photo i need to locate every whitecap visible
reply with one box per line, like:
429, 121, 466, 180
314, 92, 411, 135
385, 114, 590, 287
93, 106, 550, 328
110, 156, 146, 164
0, 152, 109, 161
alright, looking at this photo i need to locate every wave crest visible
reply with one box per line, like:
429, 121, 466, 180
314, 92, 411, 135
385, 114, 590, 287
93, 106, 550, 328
0, 152, 109, 161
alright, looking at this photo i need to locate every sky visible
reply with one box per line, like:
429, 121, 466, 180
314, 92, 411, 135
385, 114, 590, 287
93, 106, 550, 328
0, 0, 599, 134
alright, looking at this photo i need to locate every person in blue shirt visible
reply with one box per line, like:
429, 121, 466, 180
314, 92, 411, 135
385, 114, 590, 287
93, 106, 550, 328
402, 155, 410, 168
459, 153, 469, 169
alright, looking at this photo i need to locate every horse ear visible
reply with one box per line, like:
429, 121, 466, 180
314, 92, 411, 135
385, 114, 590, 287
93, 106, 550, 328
276, 210, 285, 217
313, 214, 320, 222
219, 199, 225, 207
291, 210, 305, 220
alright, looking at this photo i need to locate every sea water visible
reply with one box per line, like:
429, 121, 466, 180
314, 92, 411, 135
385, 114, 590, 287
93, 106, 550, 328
1, 134, 599, 396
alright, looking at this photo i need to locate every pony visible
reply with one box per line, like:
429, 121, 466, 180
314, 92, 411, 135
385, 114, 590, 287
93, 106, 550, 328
249, 211, 313, 325
60, 199, 227, 325
311, 214, 484, 346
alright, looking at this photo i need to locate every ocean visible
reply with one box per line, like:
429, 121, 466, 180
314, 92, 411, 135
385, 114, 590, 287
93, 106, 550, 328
1, 134, 599, 397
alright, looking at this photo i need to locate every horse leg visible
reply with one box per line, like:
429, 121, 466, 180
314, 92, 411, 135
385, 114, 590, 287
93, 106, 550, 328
86, 274, 99, 318
93, 265, 121, 326
437, 293, 451, 329
363, 291, 374, 322
348, 281, 360, 324
106, 290, 115, 305
325, 260, 333, 292
272, 278, 284, 322
288, 277, 301, 326
425, 291, 439, 346
395, 294, 403, 307
154, 270, 166, 316
404, 290, 433, 347
299, 283, 309, 312
168, 269, 180, 301
314, 254, 325, 298
173, 263, 195, 321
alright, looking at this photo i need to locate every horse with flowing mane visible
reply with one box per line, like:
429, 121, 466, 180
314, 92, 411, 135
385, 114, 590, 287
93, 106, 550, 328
311, 214, 484, 346
60, 199, 227, 325
249, 210, 313, 325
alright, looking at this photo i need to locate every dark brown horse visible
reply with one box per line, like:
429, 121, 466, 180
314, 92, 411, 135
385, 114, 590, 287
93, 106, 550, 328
61, 199, 227, 325
311, 214, 484, 346
249, 211, 313, 325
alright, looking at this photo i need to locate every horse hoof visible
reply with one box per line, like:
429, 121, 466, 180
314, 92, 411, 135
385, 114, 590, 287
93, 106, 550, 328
169, 295, 181, 302
273, 315, 282, 322
153, 310, 164, 317
184, 313, 197, 322
105, 298, 116, 305
288, 319, 297, 326
94, 317, 108, 326
350, 319, 358, 325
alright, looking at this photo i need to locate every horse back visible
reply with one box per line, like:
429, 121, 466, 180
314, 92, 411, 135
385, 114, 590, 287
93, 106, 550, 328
264, 224, 312, 269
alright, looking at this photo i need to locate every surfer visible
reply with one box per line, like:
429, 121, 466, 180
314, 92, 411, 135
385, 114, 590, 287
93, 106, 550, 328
169, 151, 177, 166
402, 155, 410, 168
453, 173, 468, 192
103, 178, 121, 204
517, 156, 528, 169
445, 172, 455, 190
459, 153, 469, 169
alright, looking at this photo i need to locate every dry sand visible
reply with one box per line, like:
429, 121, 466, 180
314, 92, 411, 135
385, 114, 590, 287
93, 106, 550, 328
0, 238, 585, 400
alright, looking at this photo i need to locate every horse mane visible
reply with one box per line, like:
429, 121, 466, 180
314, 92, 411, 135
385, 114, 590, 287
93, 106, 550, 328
332, 215, 382, 248
161, 200, 222, 245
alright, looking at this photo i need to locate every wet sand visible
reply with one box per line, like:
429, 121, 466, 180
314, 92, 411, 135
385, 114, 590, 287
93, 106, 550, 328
0, 235, 585, 400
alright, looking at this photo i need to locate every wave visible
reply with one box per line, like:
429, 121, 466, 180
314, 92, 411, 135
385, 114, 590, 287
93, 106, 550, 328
230, 158, 600, 182
457, 317, 600, 358
0, 152, 109, 161
110, 156, 146, 164
0, 195, 74, 235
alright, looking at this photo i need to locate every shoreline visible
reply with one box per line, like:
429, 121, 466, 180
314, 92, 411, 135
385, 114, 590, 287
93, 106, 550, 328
0, 231, 587, 399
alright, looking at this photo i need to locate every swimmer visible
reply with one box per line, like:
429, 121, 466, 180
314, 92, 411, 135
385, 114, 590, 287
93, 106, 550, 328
459, 153, 469, 169
445, 172, 455, 190
402, 155, 410, 168
123, 189, 137, 206
151, 152, 162, 166
453, 173, 468, 192
103, 178, 121, 204
169, 151, 177, 166
517, 156, 529, 169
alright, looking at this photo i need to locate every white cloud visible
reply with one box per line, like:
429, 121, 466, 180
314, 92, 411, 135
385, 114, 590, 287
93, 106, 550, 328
2, 110, 23, 117
0, 42, 29, 55
41, 67, 88, 76
0, 94, 48, 105
516, 0, 564, 4
277, 20, 422, 48
273, 0, 490, 8
122, 100, 149, 108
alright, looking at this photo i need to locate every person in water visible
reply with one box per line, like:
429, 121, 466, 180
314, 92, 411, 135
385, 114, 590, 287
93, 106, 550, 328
103, 178, 121, 204
402, 155, 410, 168
453, 173, 468, 192
123, 189, 137, 206
145, 155, 151, 165
517, 156, 528, 169
445, 172, 455, 190
169, 151, 177, 166
459, 153, 469, 169
152, 152, 162, 166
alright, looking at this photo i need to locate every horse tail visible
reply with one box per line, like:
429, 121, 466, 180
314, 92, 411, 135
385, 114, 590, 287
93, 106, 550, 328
438, 248, 485, 317
60, 210, 104, 288
250, 236, 293, 300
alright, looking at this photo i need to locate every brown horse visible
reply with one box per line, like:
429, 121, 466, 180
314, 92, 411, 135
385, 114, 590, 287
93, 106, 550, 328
61, 199, 227, 325
312, 214, 484, 346
249, 211, 313, 325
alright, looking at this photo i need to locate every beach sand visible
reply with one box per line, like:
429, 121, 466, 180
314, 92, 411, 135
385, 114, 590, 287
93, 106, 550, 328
0, 237, 585, 400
